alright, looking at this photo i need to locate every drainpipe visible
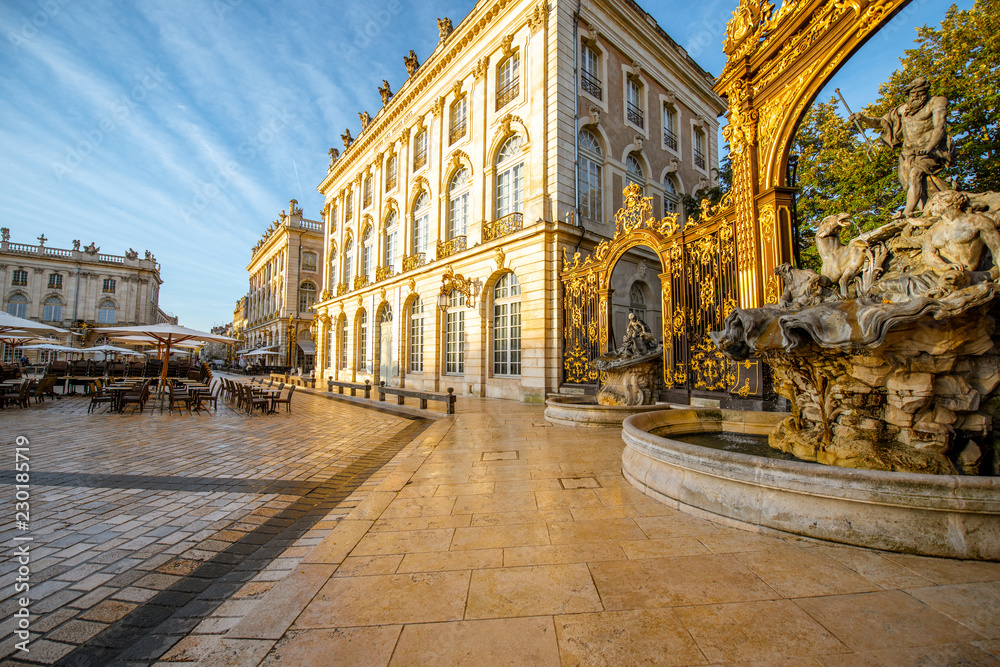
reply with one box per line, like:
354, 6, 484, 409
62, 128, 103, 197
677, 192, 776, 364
573, 0, 583, 230
72, 263, 81, 322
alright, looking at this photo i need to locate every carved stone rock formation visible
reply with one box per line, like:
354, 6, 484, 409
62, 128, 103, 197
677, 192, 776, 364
593, 353, 662, 406
713, 189, 1000, 475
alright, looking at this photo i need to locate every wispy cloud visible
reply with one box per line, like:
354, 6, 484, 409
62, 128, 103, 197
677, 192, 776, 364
0, 0, 971, 330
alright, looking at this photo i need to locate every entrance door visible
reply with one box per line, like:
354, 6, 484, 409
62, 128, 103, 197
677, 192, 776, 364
379, 308, 395, 382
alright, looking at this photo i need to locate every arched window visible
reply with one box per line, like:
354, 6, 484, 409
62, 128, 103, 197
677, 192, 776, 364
98, 299, 116, 325
664, 177, 680, 215
384, 210, 399, 272
409, 297, 423, 372
362, 226, 374, 280
412, 192, 430, 255
495, 135, 524, 218
626, 154, 645, 192
448, 168, 470, 239
343, 236, 354, 288
493, 273, 521, 376
363, 175, 373, 208
6, 294, 27, 319
298, 281, 316, 313
356, 310, 368, 372
445, 290, 465, 374
43, 296, 63, 322
496, 52, 520, 110
413, 129, 428, 170
629, 282, 647, 321
578, 130, 603, 223
339, 317, 348, 369
328, 243, 338, 292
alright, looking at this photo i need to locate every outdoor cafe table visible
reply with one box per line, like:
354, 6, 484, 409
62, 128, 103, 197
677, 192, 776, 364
104, 382, 138, 413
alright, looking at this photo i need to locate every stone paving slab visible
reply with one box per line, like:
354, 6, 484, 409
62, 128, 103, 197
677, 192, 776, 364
0, 379, 430, 665
4, 390, 1000, 665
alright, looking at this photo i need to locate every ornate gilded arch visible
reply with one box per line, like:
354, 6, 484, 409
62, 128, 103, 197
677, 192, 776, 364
717, 0, 914, 308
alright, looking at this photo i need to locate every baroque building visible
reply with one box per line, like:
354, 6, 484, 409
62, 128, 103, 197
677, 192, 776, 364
313, 0, 724, 401
242, 201, 325, 369
0, 228, 171, 361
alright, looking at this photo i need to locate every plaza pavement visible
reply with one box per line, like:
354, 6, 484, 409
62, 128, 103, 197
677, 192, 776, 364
2, 382, 1000, 666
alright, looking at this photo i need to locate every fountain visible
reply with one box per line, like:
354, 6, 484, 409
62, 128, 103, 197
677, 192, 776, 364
621, 76, 1000, 559
546, 313, 669, 427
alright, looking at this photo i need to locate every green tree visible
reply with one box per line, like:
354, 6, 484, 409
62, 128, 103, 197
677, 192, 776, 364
682, 151, 732, 222
792, 0, 999, 269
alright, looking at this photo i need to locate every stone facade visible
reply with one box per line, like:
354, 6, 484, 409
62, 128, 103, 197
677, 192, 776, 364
242, 200, 325, 369
0, 230, 167, 359
313, 0, 724, 402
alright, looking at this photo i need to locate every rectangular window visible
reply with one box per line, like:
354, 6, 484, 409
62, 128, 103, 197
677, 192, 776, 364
7, 299, 27, 319
303, 252, 317, 272
496, 163, 523, 218
413, 131, 428, 170
449, 191, 469, 238
578, 157, 602, 222
409, 304, 423, 372
663, 107, 677, 151
445, 295, 465, 374
102, 278, 116, 293
492, 301, 521, 376
340, 321, 348, 369
581, 45, 602, 100
11, 270, 27, 286
346, 191, 353, 220
48, 273, 63, 289
386, 156, 398, 191
626, 79, 643, 128
694, 131, 706, 170
363, 177, 373, 208
43, 302, 62, 321
496, 54, 520, 110
98, 305, 116, 324
450, 98, 467, 144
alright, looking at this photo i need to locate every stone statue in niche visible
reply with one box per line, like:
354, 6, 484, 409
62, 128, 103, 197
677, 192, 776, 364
849, 76, 956, 217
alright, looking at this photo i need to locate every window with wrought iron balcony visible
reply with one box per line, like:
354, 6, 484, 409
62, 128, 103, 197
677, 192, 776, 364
581, 70, 602, 101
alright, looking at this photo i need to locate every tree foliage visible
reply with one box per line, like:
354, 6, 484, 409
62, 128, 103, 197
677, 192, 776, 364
792, 0, 1000, 269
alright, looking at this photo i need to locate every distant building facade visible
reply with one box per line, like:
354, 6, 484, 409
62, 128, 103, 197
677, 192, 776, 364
0, 228, 169, 361
313, 0, 724, 401
242, 201, 325, 369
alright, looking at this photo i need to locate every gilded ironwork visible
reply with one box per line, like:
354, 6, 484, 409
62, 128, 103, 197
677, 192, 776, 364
375, 265, 394, 282
402, 252, 426, 271
353, 275, 370, 290
336, 282, 349, 296
440, 265, 482, 308
561, 186, 738, 393
484, 212, 524, 241
436, 235, 467, 260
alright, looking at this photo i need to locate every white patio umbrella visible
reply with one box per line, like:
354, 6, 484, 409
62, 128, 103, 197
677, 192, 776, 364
80, 345, 146, 360
0, 313, 75, 354
93, 324, 236, 407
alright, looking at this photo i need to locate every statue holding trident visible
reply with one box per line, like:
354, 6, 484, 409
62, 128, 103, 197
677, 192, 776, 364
847, 77, 956, 218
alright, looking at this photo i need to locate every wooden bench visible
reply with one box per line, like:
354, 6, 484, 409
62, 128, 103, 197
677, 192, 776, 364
327, 379, 372, 399
377, 381, 456, 414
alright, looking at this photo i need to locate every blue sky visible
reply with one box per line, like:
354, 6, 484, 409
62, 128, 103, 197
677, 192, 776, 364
0, 0, 970, 331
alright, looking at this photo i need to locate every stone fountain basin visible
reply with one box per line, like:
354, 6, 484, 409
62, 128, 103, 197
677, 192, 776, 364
622, 409, 1000, 560
544, 396, 667, 428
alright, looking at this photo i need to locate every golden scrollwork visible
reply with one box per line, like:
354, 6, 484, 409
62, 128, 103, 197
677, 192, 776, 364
440, 264, 482, 308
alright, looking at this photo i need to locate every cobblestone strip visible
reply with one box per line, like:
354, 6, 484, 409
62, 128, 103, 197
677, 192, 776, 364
35, 420, 431, 667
